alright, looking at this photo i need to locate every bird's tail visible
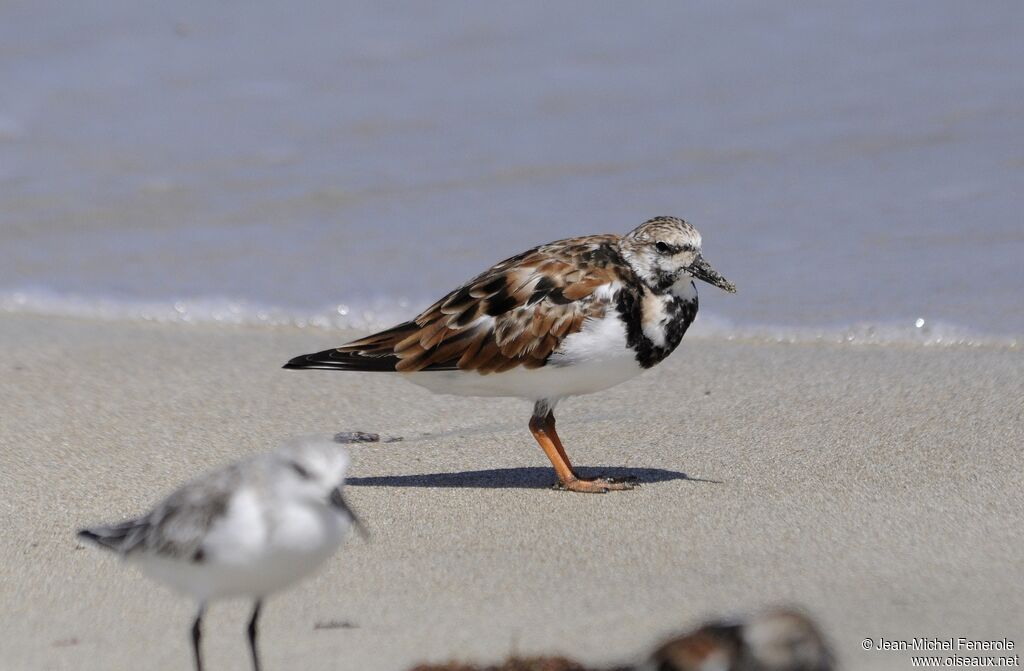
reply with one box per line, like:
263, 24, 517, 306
77, 520, 145, 554
283, 321, 421, 371
282, 347, 402, 372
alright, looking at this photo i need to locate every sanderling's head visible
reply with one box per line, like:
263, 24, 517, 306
274, 439, 366, 536
621, 216, 736, 294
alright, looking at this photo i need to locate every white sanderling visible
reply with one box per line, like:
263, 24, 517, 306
78, 438, 365, 671
285, 216, 735, 493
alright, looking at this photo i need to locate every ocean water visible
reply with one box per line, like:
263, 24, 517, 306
2, 1, 1022, 347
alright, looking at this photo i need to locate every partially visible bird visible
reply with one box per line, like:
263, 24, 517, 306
285, 216, 736, 493
77, 439, 365, 671
643, 609, 833, 671
408, 657, 605, 671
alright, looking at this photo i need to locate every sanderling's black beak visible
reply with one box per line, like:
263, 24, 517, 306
688, 255, 737, 293
329, 487, 369, 539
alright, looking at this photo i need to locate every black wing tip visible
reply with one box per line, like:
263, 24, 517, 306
77, 528, 99, 542
282, 355, 310, 369
77, 527, 119, 551
283, 349, 402, 372
282, 352, 338, 370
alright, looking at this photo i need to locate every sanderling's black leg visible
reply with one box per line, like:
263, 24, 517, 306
247, 599, 263, 671
192, 604, 205, 671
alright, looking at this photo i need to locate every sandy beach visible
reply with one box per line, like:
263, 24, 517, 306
1, 314, 1021, 670
4, 2, 1023, 669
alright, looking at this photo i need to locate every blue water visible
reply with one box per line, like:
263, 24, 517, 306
2, 2, 1022, 346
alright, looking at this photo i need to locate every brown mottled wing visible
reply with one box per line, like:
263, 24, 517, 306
284, 235, 625, 374
648, 624, 744, 671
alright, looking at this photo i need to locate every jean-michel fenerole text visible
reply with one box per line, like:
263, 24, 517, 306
875, 638, 1015, 652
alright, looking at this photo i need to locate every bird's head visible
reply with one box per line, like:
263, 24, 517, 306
620, 216, 736, 294
273, 439, 367, 537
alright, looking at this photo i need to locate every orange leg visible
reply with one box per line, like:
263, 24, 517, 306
529, 411, 636, 493
543, 412, 574, 469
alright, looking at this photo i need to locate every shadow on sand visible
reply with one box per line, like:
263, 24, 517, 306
346, 466, 720, 489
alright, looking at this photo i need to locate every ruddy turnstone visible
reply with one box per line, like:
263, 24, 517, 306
284, 216, 735, 493
643, 609, 833, 671
77, 439, 365, 671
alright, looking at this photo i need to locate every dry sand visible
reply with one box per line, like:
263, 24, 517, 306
1, 314, 1021, 670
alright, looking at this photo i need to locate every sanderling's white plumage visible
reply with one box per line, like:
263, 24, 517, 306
285, 216, 735, 493
78, 438, 364, 671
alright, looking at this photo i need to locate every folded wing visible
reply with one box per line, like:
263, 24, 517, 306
284, 235, 626, 375
78, 465, 242, 561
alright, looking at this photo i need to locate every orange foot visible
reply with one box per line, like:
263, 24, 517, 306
553, 475, 639, 493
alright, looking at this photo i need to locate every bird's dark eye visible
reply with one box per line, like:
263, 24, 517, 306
289, 461, 312, 479
655, 241, 671, 254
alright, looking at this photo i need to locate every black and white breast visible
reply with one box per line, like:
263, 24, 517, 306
614, 276, 699, 369
406, 279, 698, 401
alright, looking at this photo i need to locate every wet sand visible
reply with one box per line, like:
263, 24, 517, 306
1, 314, 1021, 670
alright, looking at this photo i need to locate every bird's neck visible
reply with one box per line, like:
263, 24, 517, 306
639, 269, 696, 299
668, 275, 697, 302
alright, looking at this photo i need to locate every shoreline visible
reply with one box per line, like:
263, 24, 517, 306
2, 313, 1021, 670
2, 302, 1019, 351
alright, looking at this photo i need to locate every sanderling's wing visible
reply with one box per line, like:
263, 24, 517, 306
285, 234, 628, 374
78, 464, 243, 561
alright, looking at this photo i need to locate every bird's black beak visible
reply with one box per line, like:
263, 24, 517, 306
329, 487, 369, 539
688, 255, 737, 293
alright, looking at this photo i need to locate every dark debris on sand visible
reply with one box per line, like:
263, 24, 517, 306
333, 431, 404, 444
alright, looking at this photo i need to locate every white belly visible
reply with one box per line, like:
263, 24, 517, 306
135, 492, 346, 602
404, 312, 645, 401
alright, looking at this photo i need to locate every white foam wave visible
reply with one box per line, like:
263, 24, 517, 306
0, 289, 409, 332
689, 314, 1020, 349
1, 289, 1018, 350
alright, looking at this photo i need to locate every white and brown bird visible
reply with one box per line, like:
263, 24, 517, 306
643, 609, 834, 671
284, 217, 735, 493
